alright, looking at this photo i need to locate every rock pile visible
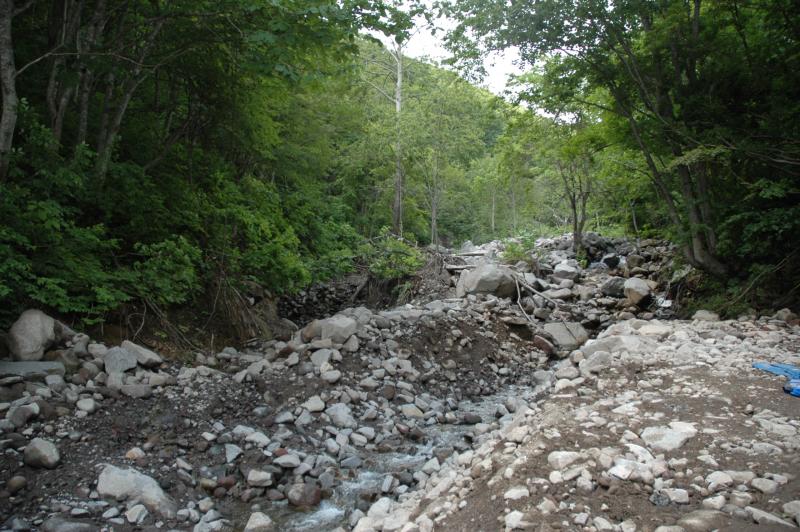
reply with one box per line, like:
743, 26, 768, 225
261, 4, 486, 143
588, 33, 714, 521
367, 314, 800, 532
1, 232, 797, 532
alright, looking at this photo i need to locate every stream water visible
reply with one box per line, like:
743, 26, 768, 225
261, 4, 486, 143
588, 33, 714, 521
267, 382, 550, 531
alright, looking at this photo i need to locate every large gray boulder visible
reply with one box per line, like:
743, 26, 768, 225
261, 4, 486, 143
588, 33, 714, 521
121, 340, 163, 367
552, 261, 581, 282
623, 277, 651, 306
601, 277, 626, 297
7, 310, 75, 361
104, 347, 138, 374
456, 262, 516, 298
319, 316, 357, 344
543, 322, 589, 353
581, 334, 657, 359
96, 465, 176, 518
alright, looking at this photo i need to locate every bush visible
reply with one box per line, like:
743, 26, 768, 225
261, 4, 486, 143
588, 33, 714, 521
361, 229, 425, 280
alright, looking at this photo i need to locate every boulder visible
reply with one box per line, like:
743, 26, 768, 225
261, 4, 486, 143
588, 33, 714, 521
626, 254, 645, 268
579, 350, 613, 376
104, 347, 138, 374
601, 254, 620, 269
455, 262, 517, 298
23, 438, 61, 468
121, 340, 163, 367
692, 310, 719, 322
96, 465, 176, 518
581, 335, 656, 359
543, 322, 589, 353
319, 316, 357, 344
7, 310, 75, 361
623, 277, 651, 306
601, 277, 626, 297
553, 261, 581, 281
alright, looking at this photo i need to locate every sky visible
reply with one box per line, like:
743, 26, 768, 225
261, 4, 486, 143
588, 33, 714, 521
370, 14, 526, 97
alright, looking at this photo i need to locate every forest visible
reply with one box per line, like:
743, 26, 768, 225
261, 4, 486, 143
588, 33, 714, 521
1, 0, 799, 333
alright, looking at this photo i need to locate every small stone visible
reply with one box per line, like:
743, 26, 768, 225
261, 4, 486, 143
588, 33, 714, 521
702, 495, 726, 510
125, 447, 145, 460
7, 475, 27, 494
321, 370, 341, 384
244, 512, 274, 531
400, 404, 424, 418
126, 504, 148, 524
302, 395, 325, 412
274, 454, 301, 468
505, 510, 527, 529
76, 398, 96, 414
247, 470, 273, 487
224, 444, 243, 463
504, 486, 530, 501
547, 451, 581, 470
24, 438, 60, 469
751, 477, 778, 494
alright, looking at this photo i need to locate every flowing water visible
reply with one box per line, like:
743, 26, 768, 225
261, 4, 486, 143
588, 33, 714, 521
269, 382, 550, 531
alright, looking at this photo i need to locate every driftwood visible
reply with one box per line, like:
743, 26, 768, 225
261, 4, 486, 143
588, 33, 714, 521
513, 274, 561, 309
444, 264, 474, 272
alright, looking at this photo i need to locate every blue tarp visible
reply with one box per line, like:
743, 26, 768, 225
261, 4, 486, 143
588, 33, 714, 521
752, 362, 800, 397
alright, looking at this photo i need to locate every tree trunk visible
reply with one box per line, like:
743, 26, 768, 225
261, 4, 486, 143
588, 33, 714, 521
391, 43, 404, 235
677, 164, 728, 275
510, 186, 517, 234
95, 77, 141, 179
0, 0, 18, 180
430, 199, 438, 246
490, 188, 496, 235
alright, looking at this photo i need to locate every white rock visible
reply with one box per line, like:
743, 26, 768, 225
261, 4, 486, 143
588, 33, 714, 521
640, 422, 697, 452
247, 470, 273, 487
274, 454, 301, 468
125, 504, 148, 524
505, 510, 527, 529
751, 477, 778, 494
96, 465, 176, 518
121, 340, 163, 367
8, 310, 72, 361
624, 277, 651, 305
320, 316, 358, 343
504, 486, 530, 500
24, 438, 60, 468
302, 395, 325, 412
746, 506, 797, 527
325, 403, 356, 428
224, 444, 243, 463
547, 451, 581, 470
244, 512, 273, 531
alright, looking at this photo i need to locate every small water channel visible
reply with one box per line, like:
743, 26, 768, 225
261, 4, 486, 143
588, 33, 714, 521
269, 382, 550, 531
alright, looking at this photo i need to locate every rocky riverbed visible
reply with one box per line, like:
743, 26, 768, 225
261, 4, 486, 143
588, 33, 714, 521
1, 234, 798, 532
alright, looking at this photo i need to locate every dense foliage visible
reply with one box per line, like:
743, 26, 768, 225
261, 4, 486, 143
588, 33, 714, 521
444, 0, 800, 309
1, 0, 797, 330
